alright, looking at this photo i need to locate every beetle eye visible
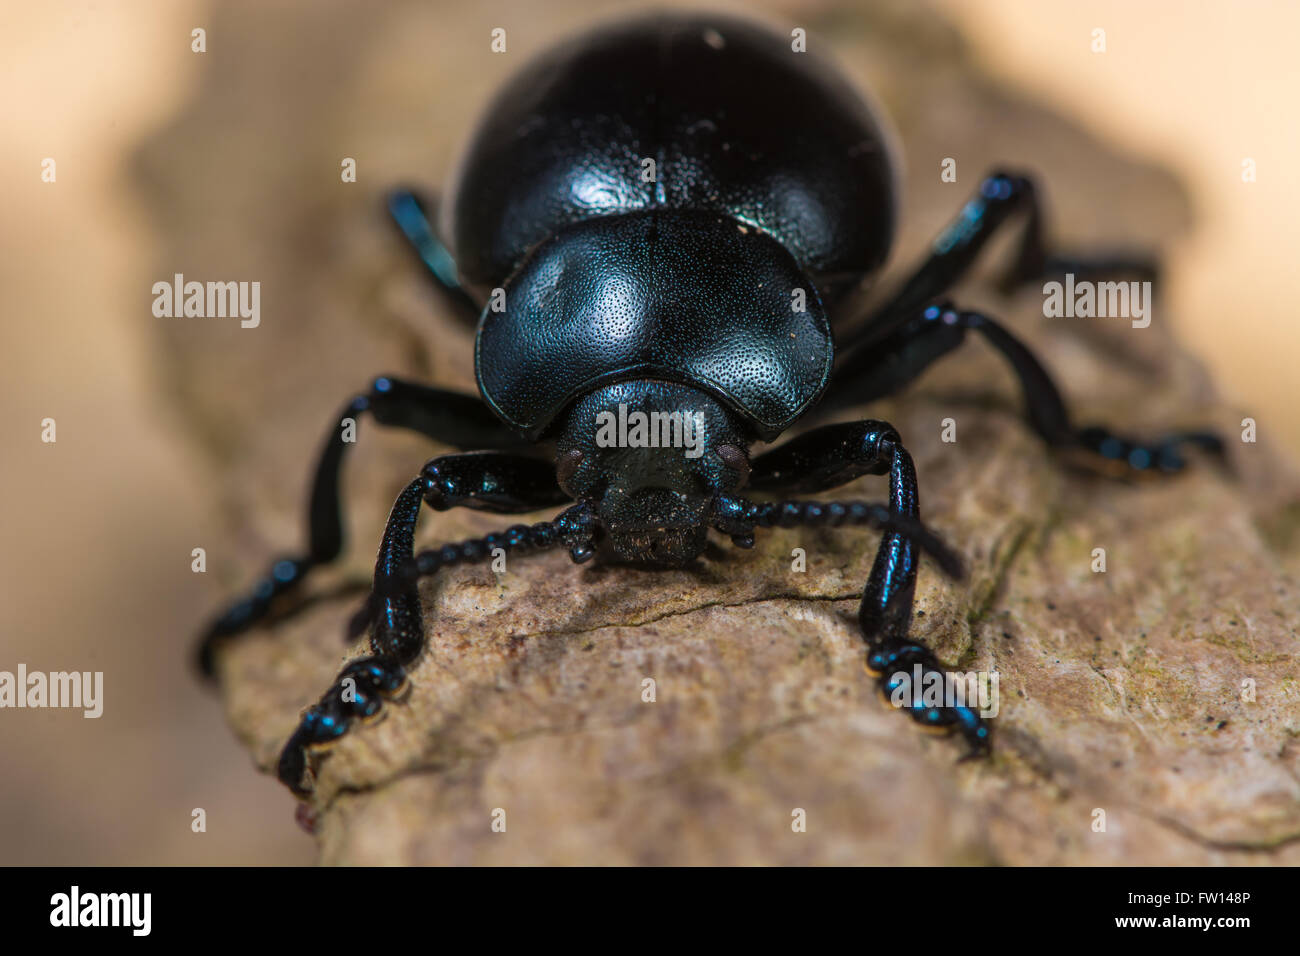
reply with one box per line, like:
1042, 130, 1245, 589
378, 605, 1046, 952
716, 443, 750, 486
556, 448, 584, 490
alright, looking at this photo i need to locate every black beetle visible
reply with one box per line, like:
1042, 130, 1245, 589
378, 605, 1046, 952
198, 12, 1223, 796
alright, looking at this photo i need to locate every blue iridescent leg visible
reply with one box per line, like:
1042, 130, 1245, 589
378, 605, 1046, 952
858, 435, 988, 750
387, 188, 481, 323
821, 170, 1222, 471
276, 458, 590, 795
828, 302, 1224, 476
727, 422, 989, 752
196, 376, 530, 676
840, 170, 1159, 348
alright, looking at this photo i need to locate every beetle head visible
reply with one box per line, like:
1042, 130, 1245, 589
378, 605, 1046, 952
555, 380, 752, 566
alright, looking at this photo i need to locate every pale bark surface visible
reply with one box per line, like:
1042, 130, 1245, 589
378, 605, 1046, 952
138, 0, 1300, 863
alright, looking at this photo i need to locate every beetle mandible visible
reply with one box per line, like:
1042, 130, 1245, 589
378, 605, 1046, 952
197, 12, 1222, 796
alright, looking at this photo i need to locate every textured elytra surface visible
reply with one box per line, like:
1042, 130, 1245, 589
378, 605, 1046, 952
138, 0, 1300, 864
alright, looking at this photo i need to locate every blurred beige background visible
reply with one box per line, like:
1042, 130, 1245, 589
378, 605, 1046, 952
0, 0, 1295, 865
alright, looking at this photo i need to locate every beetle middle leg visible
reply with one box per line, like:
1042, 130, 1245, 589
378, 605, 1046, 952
196, 377, 533, 676
726, 421, 989, 750
827, 302, 1223, 476
277, 460, 593, 795
819, 170, 1222, 473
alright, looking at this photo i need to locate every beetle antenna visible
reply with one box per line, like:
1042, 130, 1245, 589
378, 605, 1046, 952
712, 496, 965, 580
346, 504, 597, 639
371, 503, 597, 600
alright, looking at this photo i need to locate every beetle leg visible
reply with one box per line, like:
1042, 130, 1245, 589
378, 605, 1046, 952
387, 188, 482, 323
747, 419, 897, 493
277, 480, 593, 797
842, 170, 1159, 348
738, 420, 965, 575
196, 386, 540, 679
341, 451, 578, 637
828, 302, 1224, 476
853, 435, 987, 752
949, 304, 1224, 473
717, 426, 987, 753
276, 477, 424, 796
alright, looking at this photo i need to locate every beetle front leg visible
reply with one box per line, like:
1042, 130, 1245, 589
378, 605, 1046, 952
724, 424, 988, 751
829, 302, 1224, 476
277, 462, 593, 796
276, 477, 425, 795
856, 436, 988, 751
747, 419, 896, 494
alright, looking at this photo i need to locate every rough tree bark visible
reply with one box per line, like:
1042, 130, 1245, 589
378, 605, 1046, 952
136, 0, 1300, 864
